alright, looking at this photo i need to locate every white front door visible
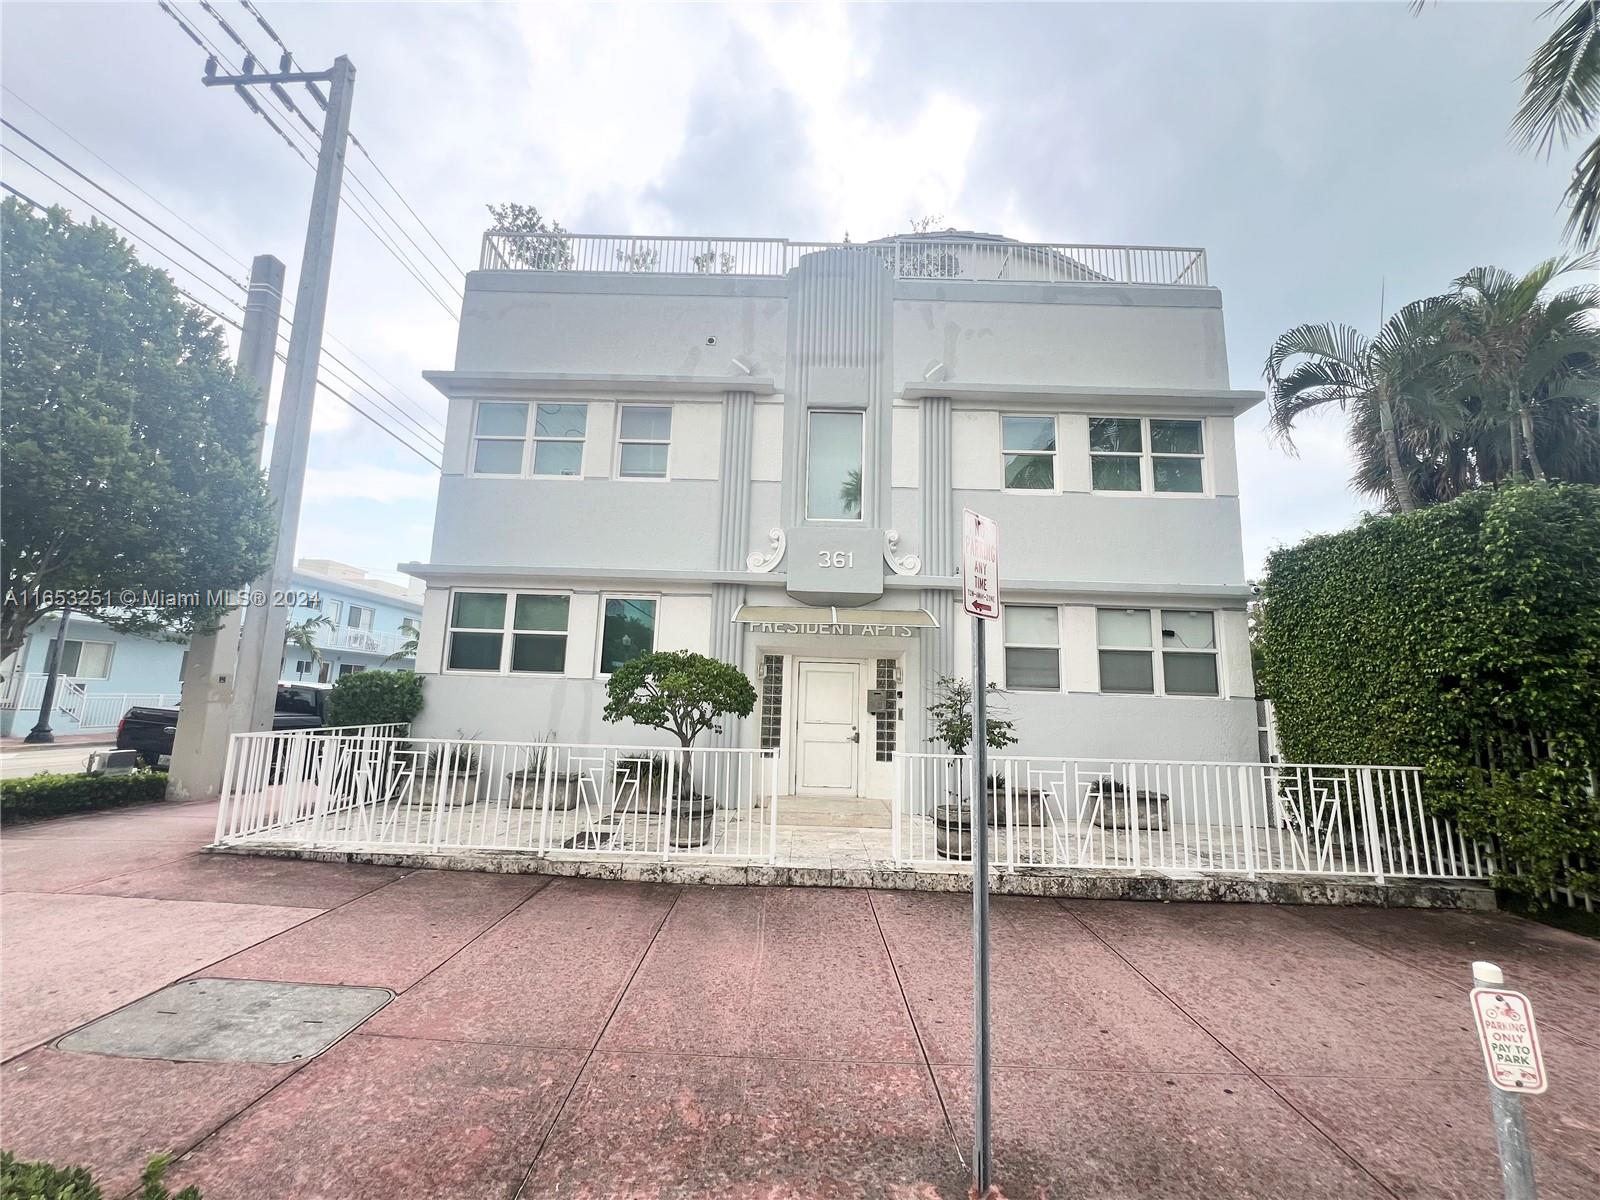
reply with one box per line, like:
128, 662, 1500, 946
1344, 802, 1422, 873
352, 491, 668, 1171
796, 660, 861, 795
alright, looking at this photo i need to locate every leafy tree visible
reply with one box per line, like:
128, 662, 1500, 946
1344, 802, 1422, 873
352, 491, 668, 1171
1442, 253, 1600, 481
1, 199, 274, 663
927, 675, 1017, 757
484, 203, 572, 269
1511, 0, 1600, 246
602, 651, 756, 750
1264, 297, 1457, 513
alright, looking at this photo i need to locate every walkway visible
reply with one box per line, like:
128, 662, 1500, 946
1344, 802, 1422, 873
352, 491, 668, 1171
2, 799, 1596, 1199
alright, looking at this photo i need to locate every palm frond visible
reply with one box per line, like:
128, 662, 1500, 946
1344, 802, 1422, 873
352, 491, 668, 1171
1512, 0, 1600, 155
1263, 321, 1366, 381
1562, 132, 1600, 246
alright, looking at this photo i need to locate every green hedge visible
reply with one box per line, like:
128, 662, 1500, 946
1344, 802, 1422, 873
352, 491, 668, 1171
0, 769, 170, 825
325, 669, 424, 729
1258, 483, 1600, 899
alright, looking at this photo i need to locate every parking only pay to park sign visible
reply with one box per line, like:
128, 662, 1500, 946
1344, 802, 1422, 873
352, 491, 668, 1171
1469, 986, 1548, 1095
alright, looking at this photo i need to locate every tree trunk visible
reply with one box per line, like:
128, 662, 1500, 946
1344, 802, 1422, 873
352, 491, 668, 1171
1518, 404, 1545, 481
1508, 418, 1525, 482
1377, 399, 1417, 513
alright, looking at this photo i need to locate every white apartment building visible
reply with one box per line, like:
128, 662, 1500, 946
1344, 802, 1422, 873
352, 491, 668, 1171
406, 231, 1262, 806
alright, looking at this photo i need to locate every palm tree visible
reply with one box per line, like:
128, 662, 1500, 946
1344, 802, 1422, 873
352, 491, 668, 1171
1263, 297, 1456, 514
1443, 253, 1600, 481
384, 619, 420, 666
1511, 1, 1600, 247
284, 614, 332, 678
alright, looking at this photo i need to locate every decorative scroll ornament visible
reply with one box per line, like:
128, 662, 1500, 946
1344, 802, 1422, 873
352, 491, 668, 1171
746, 528, 787, 573
883, 529, 922, 575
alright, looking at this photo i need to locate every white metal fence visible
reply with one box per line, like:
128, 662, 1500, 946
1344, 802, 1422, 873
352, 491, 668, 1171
478, 233, 1209, 287
0, 674, 182, 730
893, 754, 1495, 884
216, 727, 779, 863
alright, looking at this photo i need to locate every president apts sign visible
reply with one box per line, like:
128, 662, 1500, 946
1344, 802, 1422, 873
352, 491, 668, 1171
746, 621, 918, 638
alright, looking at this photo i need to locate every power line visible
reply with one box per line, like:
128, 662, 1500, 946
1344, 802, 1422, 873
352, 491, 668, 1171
0, 114, 446, 448
2, 153, 442, 468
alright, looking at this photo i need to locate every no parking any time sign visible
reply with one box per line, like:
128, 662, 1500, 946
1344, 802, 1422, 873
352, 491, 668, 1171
1469, 986, 1548, 1095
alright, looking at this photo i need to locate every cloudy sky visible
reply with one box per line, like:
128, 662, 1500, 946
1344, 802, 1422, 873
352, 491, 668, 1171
1, 1, 1576, 584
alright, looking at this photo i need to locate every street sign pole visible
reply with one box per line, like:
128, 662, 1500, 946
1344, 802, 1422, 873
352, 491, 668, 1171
961, 509, 999, 1197
1471, 961, 1543, 1200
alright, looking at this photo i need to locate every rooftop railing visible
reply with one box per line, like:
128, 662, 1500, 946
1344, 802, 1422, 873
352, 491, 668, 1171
478, 233, 1208, 287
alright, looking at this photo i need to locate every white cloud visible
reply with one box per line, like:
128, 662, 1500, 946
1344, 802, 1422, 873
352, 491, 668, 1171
303, 464, 439, 505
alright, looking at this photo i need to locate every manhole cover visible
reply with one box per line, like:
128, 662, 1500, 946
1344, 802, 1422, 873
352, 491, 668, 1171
55, 978, 392, 1064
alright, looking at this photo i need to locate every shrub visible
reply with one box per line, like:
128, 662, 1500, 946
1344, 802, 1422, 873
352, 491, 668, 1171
928, 676, 1017, 757
1258, 482, 1600, 899
325, 670, 424, 729
0, 769, 169, 825
0, 1150, 199, 1199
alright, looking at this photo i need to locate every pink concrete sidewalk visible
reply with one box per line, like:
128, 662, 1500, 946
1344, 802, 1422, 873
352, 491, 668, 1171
1, 800, 1597, 1199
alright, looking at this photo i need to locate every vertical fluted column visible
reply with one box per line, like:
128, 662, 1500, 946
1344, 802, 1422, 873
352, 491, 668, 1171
917, 395, 956, 748
712, 390, 755, 745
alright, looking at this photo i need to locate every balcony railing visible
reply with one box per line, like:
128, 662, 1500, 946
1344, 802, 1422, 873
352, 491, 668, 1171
478, 233, 1208, 287
312, 625, 414, 658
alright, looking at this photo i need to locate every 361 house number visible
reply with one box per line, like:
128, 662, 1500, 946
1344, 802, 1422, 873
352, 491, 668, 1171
817, 551, 855, 568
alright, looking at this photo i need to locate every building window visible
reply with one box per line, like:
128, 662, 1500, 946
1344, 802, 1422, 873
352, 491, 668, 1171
874, 658, 898, 762
1001, 415, 1056, 491
293, 659, 313, 678
532, 403, 587, 476
1090, 417, 1206, 494
1096, 608, 1219, 696
599, 596, 657, 675
57, 639, 113, 680
1161, 610, 1219, 695
1003, 606, 1061, 690
472, 401, 528, 475
806, 410, 864, 521
445, 591, 570, 674
338, 663, 366, 678
1089, 418, 1144, 492
616, 404, 671, 478
759, 654, 784, 751
346, 604, 374, 630
323, 598, 343, 625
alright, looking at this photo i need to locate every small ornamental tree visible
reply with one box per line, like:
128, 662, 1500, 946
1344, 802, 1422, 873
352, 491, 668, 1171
602, 651, 756, 800
928, 676, 1017, 757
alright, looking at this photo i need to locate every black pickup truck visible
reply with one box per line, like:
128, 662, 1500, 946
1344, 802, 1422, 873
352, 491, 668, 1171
115, 682, 332, 766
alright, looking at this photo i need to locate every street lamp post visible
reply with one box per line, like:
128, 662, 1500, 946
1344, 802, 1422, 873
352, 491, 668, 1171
24, 607, 74, 744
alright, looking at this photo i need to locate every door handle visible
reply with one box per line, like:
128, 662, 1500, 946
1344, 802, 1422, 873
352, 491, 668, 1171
848, 728, 859, 743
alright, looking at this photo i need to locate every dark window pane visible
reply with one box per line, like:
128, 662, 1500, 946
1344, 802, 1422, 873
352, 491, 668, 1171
1001, 416, 1056, 453
514, 594, 568, 632
532, 441, 583, 476
473, 439, 523, 474
1099, 650, 1154, 693
511, 633, 565, 673
447, 631, 503, 671
451, 592, 505, 629
1154, 457, 1204, 492
1089, 417, 1142, 453
1004, 453, 1055, 490
1091, 456, 1143, 491
1164, 653, 1219, 696
1006, 647, 1060, 690
533, 403, 587, 438
601, 598, 657, 673
619, 405, 671, 440
1150, 419, 1203, 454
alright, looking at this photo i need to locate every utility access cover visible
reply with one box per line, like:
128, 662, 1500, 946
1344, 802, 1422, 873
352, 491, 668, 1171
55, 978, 392, 1064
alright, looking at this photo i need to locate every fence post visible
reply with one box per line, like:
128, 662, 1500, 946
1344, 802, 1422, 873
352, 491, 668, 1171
1357, 767, 1386, 885
890, 753, 902, 867
1239, 765, 1257, 880
768, 751, 780, 865
1127, 763, 1141, 872
216, 733, 240, 844
308, 731, 336, 844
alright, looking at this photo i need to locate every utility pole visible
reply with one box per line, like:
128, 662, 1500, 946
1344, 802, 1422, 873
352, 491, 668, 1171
166, 255, 286, 801
202, 54, 356, 735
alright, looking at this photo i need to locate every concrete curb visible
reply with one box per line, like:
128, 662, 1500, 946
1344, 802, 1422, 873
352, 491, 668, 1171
202, 843, 1497, 910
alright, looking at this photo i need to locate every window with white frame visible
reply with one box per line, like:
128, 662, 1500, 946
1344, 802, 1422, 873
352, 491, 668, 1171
616, 405, 671, 478
323, 598, 343, 625
1089, 417, 1206, 494
599, 596, 658, 675
1096, 608, 1219, 696
57, 639, 113, 680
1001, 415, 1056, 491
346, 604, 374, 630
1003, 606, 1060, 690
532, 403, 587, 476
806, 410, 864, 521
472, 401, 529, 475
445, 591, 570, 674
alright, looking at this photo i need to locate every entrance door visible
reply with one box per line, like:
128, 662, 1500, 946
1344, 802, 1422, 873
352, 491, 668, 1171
796, 660, 861, 795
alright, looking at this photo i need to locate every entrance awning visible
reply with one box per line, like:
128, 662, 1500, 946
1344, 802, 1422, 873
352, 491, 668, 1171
733, 604, 940, 629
